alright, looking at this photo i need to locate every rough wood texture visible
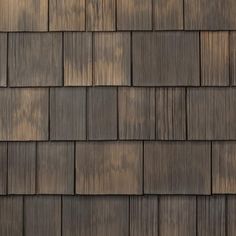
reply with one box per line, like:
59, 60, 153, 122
185, 0, 236, 30
0, 143, 7, 195
117, 0, 152, 30
24, 196, 61, 236
119, 88, 155, 140
0, 196, 23, 236
8, 142, 36, 194
230, 32, 236, 85
156, 88, 186, 140
212, 142, 236, 193
130, 196, 159, 236
0, 0, 48, 31
188, 88, 236, 140
76, 142, 143, 194
159, 196, 196, 236
201, 32, 229, 86
94, 33, 131, 85
88, 87, 117, 140
64, 33, 92, 86
63, 196, 129, 236
0, 34, 7, 87
197, 196, 226, 236
37, 142, 74, 194
49, 0, 85, 31
144, 142, 211, 194
133, 32, 199, 86
227, 196, 236, 236
153, 0, 183, 30
86, 0, 115, 31
50, 88, 86, 140
0, 88, 48, 141
9, 33, 62, 87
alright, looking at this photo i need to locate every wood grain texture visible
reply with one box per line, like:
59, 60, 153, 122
50, 88, 86, 140
197, 196, 226, 236
133, 32, 200, 86
156, 88, 186, 140
76, 142, 143, 194
159, 196, 196, 236
144, 142, 211, 194
185, 0, 236, 30
153, 0, 183, 30
49, 0, 85, 31
117, 0, 152, 30
94, 32, 131, 85
130, 196, 158, 236
0, 143, 7, 195
24, 196, 61, 236
63, 196, 129, 236
212, 142, 236, 193
86, 0, 115, 31
0, 0, 48, 31
230, 32, 236, 85
9, 33, 62, 87
37, 142, 74, 194
88, 87, 117, 140
227, 196, 236, 236
188, 88, 236, 140
0, 88, 48, 141
201, 32, 229, 86
0, 196, 23, 236
64, 33, 92, 86
0, 34, 7, 87
119, 87, 155, 140
8, 142, 36, 194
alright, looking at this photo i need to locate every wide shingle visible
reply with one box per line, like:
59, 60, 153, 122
0, 143, 7, 195
0, 34, 7, 87
133, 32, 199, 86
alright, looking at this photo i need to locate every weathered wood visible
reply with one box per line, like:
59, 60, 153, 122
117, 0, 152, 30
201, 32, 229, 86
0, 88, 48, 141
88, 87, 117, 140
50, 88, 86, 140
63, 196, 129, 236
227, 196, 236, 236
153, 0, 183, 30
230, 32, 236, 85
156, 88, 186, 140
94, 33, 131, 85
8, 142, 36, 194
9, 33, 62, 87
144, 141, 211, 194
130, 196, 158, 236
76, 142, 143, 194
0, 0, 48, 31
86, 0, 115, 31
64, 33, 92, 86
50, 0, 85, 31
37, 142, 74, 194
133, 32, 200, 86
118, 87, 155, 140
0, 143, 7, 194
159, 196, 196, 236
0, 33, 7, 87
24, 196, 61, 236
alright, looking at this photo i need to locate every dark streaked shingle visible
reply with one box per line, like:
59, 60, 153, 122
0, 143, 7, 194
227, 196, 236, 236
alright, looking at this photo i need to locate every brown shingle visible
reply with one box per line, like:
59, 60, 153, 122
62, 196, 129, 236
230, 32, 236, 85
37, 142, 74, 194
0, 88, 48, 141
94, 33, 131, 85
117, 0, 152, 30
0, 143, 7, 194
87, 87, 117, 140
0, 33, 7, 87
49, 0, 85, 31
118, 87, 155, 140
64, 33, 92, 86
227, 196, 236, 235
50, 88, 86, 140
8, 33, 62, 87
8, 142, 36, 194
76, 142, 143, 194
144, 142, 211, 194
133, 32, 200, 86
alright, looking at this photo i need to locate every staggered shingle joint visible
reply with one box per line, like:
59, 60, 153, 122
1, 0, 236, 235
